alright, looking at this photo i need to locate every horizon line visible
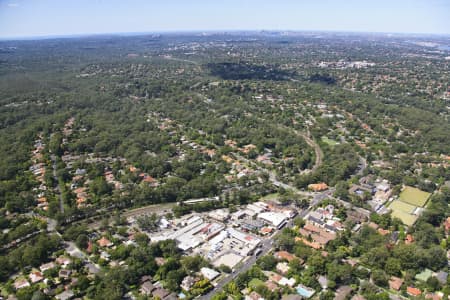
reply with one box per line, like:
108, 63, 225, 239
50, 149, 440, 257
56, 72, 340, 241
1, 28, 449, 42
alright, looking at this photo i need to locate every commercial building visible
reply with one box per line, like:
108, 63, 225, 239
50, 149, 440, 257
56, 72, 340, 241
213, 252, 243, 269
208, 209, 230, 222
200, 267, 220, 281
257, 212, 287, 229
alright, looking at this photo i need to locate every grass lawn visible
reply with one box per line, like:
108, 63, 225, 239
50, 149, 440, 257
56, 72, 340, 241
399, 186, 431, 207
1, 286, 8, 298
415, 269, 433, 282
388, 199, 419, 226
321, 136, 339, 146
389, 200, 417, 214
391, 209, 418, 226
260, 193, 279, 201
248, 278, 265, 289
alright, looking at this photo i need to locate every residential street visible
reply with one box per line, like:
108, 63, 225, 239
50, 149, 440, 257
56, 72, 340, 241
51, 154, 64, 214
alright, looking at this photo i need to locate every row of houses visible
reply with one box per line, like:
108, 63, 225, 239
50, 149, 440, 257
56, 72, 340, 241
30, 135, 49, 211
13, 255, 84, 300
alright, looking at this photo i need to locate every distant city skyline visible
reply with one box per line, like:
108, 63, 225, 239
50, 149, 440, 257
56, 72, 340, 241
1, 0, 449, 39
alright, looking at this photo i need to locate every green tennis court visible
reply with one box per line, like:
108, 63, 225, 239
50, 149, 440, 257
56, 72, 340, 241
389, 200, 416, 214
391, 209, 418, 226
399, 186, 431, 207
388, 197, 421, 226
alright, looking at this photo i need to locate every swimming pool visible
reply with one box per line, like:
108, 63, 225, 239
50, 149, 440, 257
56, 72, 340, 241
296, 285, 315, 298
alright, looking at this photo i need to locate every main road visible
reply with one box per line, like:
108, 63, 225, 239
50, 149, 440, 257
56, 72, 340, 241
86, 202, 176, 229
200, 192, 329, 300
202, 135, 366, 299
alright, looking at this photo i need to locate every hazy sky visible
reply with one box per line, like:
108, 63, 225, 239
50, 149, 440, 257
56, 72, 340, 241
0, 0, 449, 38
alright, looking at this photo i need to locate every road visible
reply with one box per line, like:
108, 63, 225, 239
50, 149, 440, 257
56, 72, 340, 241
1, 230, 43, 250
50, 154, 64, 214
234, 153, 314, 199
355, 156, 368, 176
44, 216, 101, 274
203, 140, 364, 299
201, 192, 328, 299
199, 232, 274, 300
291, 129, 323, 172
87, 202, 176, 229
252, 116, 323, 173
46, 218, 58, 233
65, 241, 101, 273
81, 198, 204, 230
234, 154, 288, 188
256, 119, 323, 173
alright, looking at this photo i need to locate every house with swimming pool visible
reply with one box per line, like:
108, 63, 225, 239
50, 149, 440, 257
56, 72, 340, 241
295, 284, 315, 298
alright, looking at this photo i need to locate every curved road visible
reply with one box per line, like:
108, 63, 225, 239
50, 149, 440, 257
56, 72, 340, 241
86, 202, 176, 229
255, 118, 323, 173
292, 129, 323, 172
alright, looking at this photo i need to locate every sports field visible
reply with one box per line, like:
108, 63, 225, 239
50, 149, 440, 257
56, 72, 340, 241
389, 199, 419, 226
399, 186, 431, 207
391, 209, 418, 226
389, 200, 416, 214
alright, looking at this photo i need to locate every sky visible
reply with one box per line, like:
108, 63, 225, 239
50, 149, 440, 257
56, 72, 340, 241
0, 0, 449, 39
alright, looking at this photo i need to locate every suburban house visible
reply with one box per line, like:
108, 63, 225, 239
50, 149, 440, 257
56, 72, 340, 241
308, 183, 328, 192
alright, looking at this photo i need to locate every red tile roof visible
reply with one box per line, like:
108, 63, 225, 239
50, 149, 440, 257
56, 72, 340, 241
274, 251, 296, 262
308, 183, 328, 191
389, 276, 403, 291
97, 237, 112, 247
407, 287, 422, 297
444, 217, 450, 233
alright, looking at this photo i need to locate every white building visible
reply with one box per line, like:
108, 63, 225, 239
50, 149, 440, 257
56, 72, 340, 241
208, 209, 230, 222
376, 181, 390, 192
257, 212, 287, 229
201, 267, 220, 281
253, 202, 268, 210
280, 209, 297, 219
247, 204, 264, 214
227, 228, 260, 247
242, 209, 257, 218
209, 230, 229, 246
177, 234, 202, 252
227, 228, 261, 256
231, 210, 246, 220
150, 216, 204, 252
278, 277, 296, 287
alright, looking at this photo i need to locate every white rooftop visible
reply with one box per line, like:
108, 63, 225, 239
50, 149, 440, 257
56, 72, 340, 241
213, 252, 243, 269
247, 204, 264, 214
200, 267, 220, 281
209, 230, 229, 246
257, 212, 287, 228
